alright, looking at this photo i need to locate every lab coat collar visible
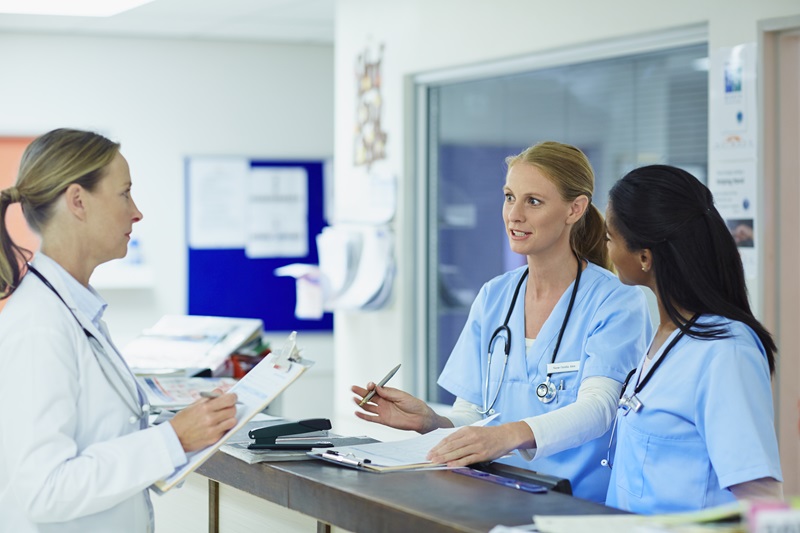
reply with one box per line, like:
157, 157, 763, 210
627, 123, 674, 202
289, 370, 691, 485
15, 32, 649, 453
33, 253, 108, 329
28, 254, 133, 386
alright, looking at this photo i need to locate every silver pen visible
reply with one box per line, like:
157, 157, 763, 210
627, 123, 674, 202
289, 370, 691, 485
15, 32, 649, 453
322, 450, 371, 468
358, 364, 401, 407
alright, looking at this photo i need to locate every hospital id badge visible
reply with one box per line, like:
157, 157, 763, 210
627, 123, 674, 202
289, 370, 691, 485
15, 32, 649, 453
618, 394, 643, 415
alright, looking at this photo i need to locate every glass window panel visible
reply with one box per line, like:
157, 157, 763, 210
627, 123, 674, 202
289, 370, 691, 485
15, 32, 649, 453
423, 44, 708, 403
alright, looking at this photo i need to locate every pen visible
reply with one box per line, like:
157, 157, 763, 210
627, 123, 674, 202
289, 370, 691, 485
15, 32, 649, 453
322, 450, 371, 467
199, 391, 243, 404
453, 468, 547, 494
358, 364, 401, 407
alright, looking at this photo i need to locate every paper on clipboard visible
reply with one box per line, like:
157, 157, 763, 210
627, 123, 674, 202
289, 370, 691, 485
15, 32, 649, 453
309, 414, 499, 473
153, 332, 312, 493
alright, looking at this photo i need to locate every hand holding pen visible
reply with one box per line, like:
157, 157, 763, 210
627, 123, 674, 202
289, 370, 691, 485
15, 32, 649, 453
170, 391, 239, 452
199, 391, 243, 404
358, 364, 401, 406
352, 364, 451, 433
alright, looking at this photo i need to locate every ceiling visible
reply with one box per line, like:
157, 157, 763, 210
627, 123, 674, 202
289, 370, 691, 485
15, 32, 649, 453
0, 0, 335, 44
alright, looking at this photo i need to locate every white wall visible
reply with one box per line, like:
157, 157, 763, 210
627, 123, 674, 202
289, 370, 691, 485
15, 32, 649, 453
332, 0, 800, 436
0, 32, 335, 419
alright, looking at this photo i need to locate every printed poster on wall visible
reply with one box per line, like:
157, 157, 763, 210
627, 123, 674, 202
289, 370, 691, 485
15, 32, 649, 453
187, 158, 309, 258
709, 43, 758, 279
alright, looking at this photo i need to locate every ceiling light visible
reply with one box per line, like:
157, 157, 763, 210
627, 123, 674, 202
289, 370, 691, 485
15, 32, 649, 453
0, 0, 155, 17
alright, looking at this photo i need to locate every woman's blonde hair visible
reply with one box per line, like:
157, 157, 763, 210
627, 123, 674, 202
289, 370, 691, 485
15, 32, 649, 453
505, 141, 611, 271
0, 128, 120, 298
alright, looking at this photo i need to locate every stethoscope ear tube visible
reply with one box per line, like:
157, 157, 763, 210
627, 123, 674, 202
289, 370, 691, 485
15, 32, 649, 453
481, 257, 582, 413
479, 270, 529, 415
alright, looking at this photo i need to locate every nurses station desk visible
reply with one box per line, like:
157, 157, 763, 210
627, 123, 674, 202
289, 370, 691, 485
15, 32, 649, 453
193, 451, 621, 532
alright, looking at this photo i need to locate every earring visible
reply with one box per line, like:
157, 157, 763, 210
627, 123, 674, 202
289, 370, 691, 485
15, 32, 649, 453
641, 266, 646, 272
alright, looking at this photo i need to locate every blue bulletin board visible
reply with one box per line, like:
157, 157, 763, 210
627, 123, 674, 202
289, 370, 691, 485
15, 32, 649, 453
186, 158, 333, 331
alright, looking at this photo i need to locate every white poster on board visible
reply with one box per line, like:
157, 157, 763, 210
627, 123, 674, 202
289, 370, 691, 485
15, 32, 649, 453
245, 167, 309, 258
708, 43, 758, 280
187, 158, 248, 249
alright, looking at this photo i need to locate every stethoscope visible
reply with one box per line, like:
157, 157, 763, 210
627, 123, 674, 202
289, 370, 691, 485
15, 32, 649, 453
600, 315, 699, 468
479, 256, 583, 414
27, 264, 150, 426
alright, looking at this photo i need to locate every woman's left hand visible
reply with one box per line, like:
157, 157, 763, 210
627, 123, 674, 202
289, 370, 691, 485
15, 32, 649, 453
426, 422, 534, 467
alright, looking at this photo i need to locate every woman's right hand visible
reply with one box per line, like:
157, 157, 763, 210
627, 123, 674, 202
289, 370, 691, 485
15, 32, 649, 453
169, 393, 239, 452
351, 383, 449, 433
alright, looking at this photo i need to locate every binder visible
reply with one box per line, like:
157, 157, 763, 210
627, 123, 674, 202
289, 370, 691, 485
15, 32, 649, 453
153, 332, 311, 493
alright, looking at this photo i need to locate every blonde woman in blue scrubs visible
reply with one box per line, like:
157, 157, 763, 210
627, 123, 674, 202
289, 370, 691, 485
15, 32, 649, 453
353, 142, 651, 503
604, 165, 783, 514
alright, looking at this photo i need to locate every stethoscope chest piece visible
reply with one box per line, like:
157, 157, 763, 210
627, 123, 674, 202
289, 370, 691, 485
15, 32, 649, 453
536, 377, 557, 404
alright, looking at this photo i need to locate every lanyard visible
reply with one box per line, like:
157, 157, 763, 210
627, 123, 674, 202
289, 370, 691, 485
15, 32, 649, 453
619, 313, 699, 414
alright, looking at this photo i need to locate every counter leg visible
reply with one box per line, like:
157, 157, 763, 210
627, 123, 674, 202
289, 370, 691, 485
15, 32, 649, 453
209, 479, 220, 533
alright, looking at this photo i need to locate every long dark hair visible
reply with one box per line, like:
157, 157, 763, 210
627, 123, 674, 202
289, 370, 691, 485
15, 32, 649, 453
608, 165, 776, 373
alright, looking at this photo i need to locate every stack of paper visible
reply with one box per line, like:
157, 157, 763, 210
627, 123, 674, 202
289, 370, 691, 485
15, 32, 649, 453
122, 315, 262, 375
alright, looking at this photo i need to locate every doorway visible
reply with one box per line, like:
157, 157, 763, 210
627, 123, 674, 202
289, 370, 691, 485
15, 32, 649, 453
762, 16, 800, 496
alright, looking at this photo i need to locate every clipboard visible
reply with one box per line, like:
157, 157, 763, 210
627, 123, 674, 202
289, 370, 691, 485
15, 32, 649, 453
307, 413, 501, 474
311, 449, 442, 473
153, 331, 312, 493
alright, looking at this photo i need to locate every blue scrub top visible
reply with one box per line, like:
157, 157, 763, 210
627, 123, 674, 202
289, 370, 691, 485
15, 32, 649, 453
606, 316, 783, 514
438, 262, 651, 503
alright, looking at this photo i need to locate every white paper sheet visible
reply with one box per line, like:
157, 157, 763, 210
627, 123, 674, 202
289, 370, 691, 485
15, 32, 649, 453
319, 413, 499, 468
187, 158, 248, 249
245, 166, 308, 258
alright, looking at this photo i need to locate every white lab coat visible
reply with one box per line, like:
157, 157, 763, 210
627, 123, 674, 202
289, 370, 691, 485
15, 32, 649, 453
0, 256, 176, 532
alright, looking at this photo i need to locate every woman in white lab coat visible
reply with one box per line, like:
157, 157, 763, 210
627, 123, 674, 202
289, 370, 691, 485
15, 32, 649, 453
0, 129, 239, 532
352, 142, 651, 502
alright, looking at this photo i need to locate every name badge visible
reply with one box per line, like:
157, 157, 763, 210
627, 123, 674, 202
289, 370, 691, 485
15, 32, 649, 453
547, 361, 580, 374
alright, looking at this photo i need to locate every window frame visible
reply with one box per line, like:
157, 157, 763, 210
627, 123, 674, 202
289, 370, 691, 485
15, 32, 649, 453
411, 24, 709, 402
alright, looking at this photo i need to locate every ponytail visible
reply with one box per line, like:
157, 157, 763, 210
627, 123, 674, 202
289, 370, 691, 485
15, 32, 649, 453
0, 187, 31, 299
0, 128, 119, 299
572, 203, 611, 271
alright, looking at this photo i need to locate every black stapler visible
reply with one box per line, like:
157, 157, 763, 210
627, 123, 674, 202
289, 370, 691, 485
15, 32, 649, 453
248, 418, 333, 450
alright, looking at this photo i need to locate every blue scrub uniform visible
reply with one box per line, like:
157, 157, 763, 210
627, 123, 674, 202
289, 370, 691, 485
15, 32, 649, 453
438, 262, 651, 503
606, 316, 783, 514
